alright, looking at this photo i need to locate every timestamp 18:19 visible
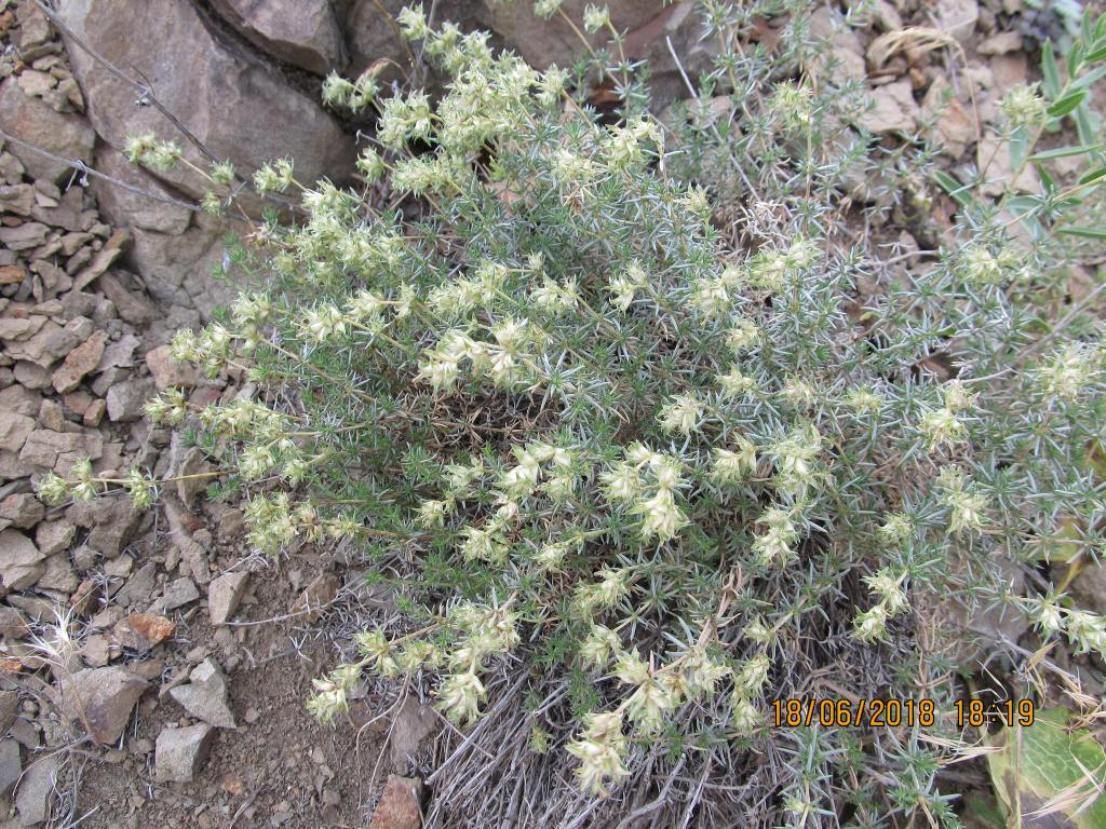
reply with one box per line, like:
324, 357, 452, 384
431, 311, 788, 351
954, 698, 1035, 728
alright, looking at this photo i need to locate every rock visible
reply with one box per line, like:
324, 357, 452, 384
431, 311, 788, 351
210, 0, 345, 75
936, 0, 978, 42
154, 723, 213, 783
369, 775, 423, 829
97, 331, 140, 371
1071, 562, 1106, 616
807, 7, 865, 83
152, 577, 199, 613
98, 272, 158, 326
389, 698, 437, 771
174, 447, 210, 508
978, 133, 1039, 197
0, 412, 35, 453
128, 222, 231, 320
112, 561, 157, 607
921, 76, 976, 158
0, 78, 94, 183
14, 752, 57, 826
473, 0, 655, 70
89, 146, 192, 236
0, 315, 48, 342
112, 613, 175, 652
291, 572, 340, 623
36, 553, 78, 593
66, 497, 141, 558
168, 658, 235, 728
0, 184, 35, 216
0, 739, 20, 796
978, 31, 1022, 55
146, 344, 197, 391
858, 81, 920, 135
207, 572, 248, 625
58, 666, 148, 745
0, 529, 45, 591
51, 329, 107, 393
20, 429, 103, 473
0, 493, 44, 529
0, 263, 26, 285
57, 0, 354, 206
35, 520, 74, 556
72, 227, 128, 291
6, 316, 94, 369
163, 497, 209, 584
105, 377, 153, 422
0, 606, 29, 638
0, 221, 48, 251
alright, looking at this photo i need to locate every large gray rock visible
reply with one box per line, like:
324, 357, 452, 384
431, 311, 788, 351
56, 0, 355, 201
58, 666, 148, 745
0, 77, 95, 183
210, 0, 346, 74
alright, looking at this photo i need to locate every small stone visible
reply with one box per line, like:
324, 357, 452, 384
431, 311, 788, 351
0, 222, 48, 250
112, 561, 158, 608
978, 133, 1040, 196
155, 724, 214, 783
58, 666, 148, 745
83, 398, 106, 427
66, 497, 140, 558
153, 578, 199, 613
858, 80, 920, 135
978, 31, 1022, 56
0, 529, 45, 591
0, 184, 34, 216
17, 69, 56, 98
369, 775, 423, 829
14, 751, 57, 826
936, 0, 978, 42
0, 263, 26, 284
208, 572, 248, 626
36, 553, 78, 593
103, 555, 133, 578
291, 572, 340, 623
0, 738, 20, 796
0, 493, 44, 529
1071, 563, 1106, 616
79, 634, 110, 668
51, 329, 106, 393
105, 378, 154, 422
0, 411, 35, 453
389, 697, 437, 772
175, 447, 210, 508
922, 77, 975, 158
0, 606, 29, 638
168, 658, 235, 729
113, 613, 176, 653
98, 272, 158, 326
146, 344, 198, 391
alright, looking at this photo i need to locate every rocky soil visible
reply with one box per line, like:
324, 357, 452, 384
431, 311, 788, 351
0, 0, 1100, 827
